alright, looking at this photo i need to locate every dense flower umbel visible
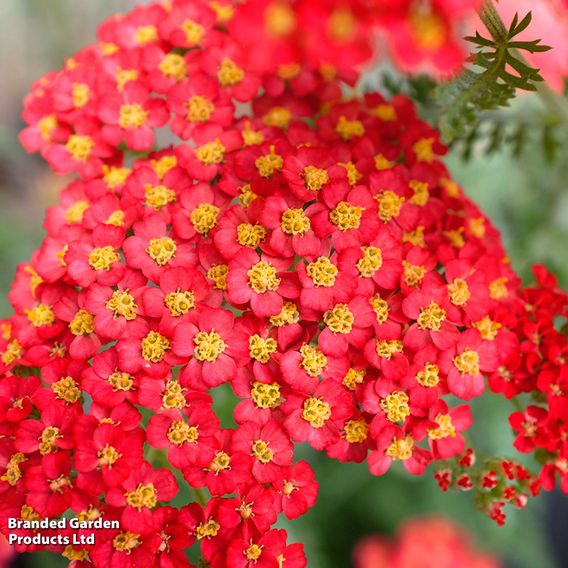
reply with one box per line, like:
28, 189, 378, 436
2, 0, 565, 565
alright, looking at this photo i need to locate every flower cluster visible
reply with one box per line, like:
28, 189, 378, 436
0, 0, 566, 565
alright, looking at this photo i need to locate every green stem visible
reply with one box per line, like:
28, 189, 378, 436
477, 0, 508, 42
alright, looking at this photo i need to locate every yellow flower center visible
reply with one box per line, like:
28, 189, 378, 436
369, 293, 389, 324
125, 483, 157, 510
375, 191, 405, 222
302, 397, 331, 428
141, 331, 170, 363
195, 138, 226, 165
280, 208, 310, 236
190, 203, 220, 235
249, 335, 278, 363
164, 289, 195, 317
193, 330, 226, 362
186, 95, 214, 122
328, 8, 356, 41
410, 11, 446, 50
162, 380, 186, 409
489, 278, 508, 300
209, 451, 231, 473
245, 543, 263, 561
263, 106, 292, 129
338, 161, 362, 185
255, 146, 283, 177
381, 391, 410, 423
343, 418, 369, 443
242, 121, 264, 146
113, 532, 141, 552
428, 414, 456, 440
402, 261, 426, 287
217, 58, 245, 86
386, 436, 414, 461
413, 137, 435, 163
39, 426, 62, 455
71, 83, 90, 109
301, 165, 329, 191
65, 135, 94, 162
1, 339, 22, 366
195, 518, 221, 540
69, 310, 94, 336
375, 339, 404, 359
473, 316, 501, 341
342, 368, 365, 390
336, 115, 364, 140
147, 237, 176, 266
106, 210, 125, 226
97, 444, 122, 467
167, 421, 198, 445
38, 114, 57, 141
251, 440, 273, 463
306, 256, 338, 287
269, 301, 299, 326
417, 302, 446, 331
181, 19, 205, 44
409, 180, 429, 205
108, 371, 134, 392
103, 165, 131, 189
118, 103, 148, 129
52, 376, 81, 404
374, 153, 394, 170
88, 245, 119, 271
357, 246, 383, 277
237, 223, 267, 247
251, 381, 281, 409
134, 25, 158, 44
21, 505, 40, 522
106, 290, 137, 320
448, 278, 470, 306
453, 349, 480, 375
64, 200, 89, 224
470, 217, 486, 238
403, 227, 426, 247
299, 344, 327, 376
207, 264, 228, 290
116, 67, 139, 92
329, 201, 363, 231
265, 1, 296, 37
247, 261, 280, 293
323, 303, 354, 334
415, 363, 440, 387
145, 184, 176, 211
158, 53, 187, 80
373, 104, 397, 121
25, 304, 55, 327
277, 62, 301, 79
210, 1, 234, 22
0, 453, 26, 486
152, 155, 177, 179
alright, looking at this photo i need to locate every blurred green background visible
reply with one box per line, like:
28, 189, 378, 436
0, 1, 566, 567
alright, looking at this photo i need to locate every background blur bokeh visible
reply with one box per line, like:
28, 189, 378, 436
0, 1, 566, 567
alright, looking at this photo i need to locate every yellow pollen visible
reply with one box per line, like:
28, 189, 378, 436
207, 264, 228, 290
71, 83, 90, 109
134, 25, 158, 44
52, 376, 81, 404
251, 381, 281, 408
164, 289, 195, 317
100, 42, 119, 56
1, 453, 26, 486
64, 200, 90, 224
210, 1, 234, 23
1, 339, 22, 366
62, 547, 88, 562
428, 414, 456, 440
473, 316, 501, 341
263, 106, 292, 129
469, 217, 486, 238
126, 483, 157, 510
403, 227, 426, 247
97, 444, 122, 467
38, 114, 58, 141
409, 180, 429, 206
77, 505, 102, 523
65, 135, 94, 162
242, 122, 264, 146
328, 8, 357, 41
249, 335, 278, 363
329, 201, 363, 231
299, 344, 327, 376
381, 391, 410, 423
265, 1, 296, 38
49, 475, 71, 494
209, 451, 231, 473
88, 245, 119, 271
247, 261, 280, 293
106, 290, 137, 320
375, 339, 404, 359
118, 104, 148, 129
338, 161, 362, 185
24, 266, 43, 297
415, 363, 440, 387
343, 418, 369, 443
413, 137, 435, 163
141, 331, 170, 363
103, 165, 131, 189
113, 531, 141, 552
410, 11, 446, 50
251, 440, 273, 463
186, 95, 214, 122
269, 302, 299, 327
218, 58, 245, 86
39, 426, 62, 455
181, 19, 205, 44
108, 371, 134, 392
162, 380, 186, 409
373, 104, 397, 121
306, 256, 338, 287
402, 261, 426, 287
440, 177, 459, 197
302, 397, 331, 428
146, 236, 176, 266
255, 145, 284, 177
374, 154, 394, 170
357, 246, 383, 277
323, 303, 354, 334
106, 210, 125, 226
489, 278, 509, 300
417, 302, 446, 331
343, 368, 365, 390
69, 310, 94, 336
453, 349, 480, 375
280, 208, 310, 236
245, 542, 263, 561
151, 155, 177, 179
375, 191, 405, 222
448, 278, 470, 306
370, 293, 389, 324
195, 138, 226, 165
236, 223, 267, 248
444, 229, 465, 249
301, 165, 329, 191
336, 115, 364, 141
195, 518, 221, 539
25, 304, 55, 327
158, 53, 187, 80
21, 505, 40, 522
116, 67, 139, 92
193, 330, 226, 362
386, 436, 414, 461
167, 421, 198, 445
277, 62, 301, 80
189, 203, 220, 235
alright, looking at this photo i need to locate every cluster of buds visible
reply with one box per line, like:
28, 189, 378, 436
0, 0, 565, 565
